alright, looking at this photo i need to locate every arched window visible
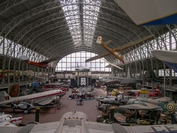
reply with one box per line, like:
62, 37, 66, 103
55, 51, 111, 72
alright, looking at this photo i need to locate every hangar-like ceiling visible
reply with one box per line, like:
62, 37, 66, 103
0, 0, 173, 67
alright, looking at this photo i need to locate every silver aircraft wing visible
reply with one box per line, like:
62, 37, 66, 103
119, 103, 162, 110
85, 122, 116, 133
1, 111, 177, 133
33, 98, 54, 106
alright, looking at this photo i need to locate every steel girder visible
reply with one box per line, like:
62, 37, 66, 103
0, 0, 142, 55
0, 0, 124, 41
3, 11, 134, 60
0, 0, 29, 15
1, 0, 176, 75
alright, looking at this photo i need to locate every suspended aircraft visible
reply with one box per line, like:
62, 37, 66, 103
103, 59, 123, 70
1, 110, 177, 133
152, 50, 177, 72
75, 63, 90, 72
0, 89, 66, 113
85, 35, 154, 63
114, 0, 177, 25
19, 56, 61, 68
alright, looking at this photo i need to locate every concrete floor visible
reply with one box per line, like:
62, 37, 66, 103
6, 88, 106, 124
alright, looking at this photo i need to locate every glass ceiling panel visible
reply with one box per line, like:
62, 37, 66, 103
60, 0, 101, 46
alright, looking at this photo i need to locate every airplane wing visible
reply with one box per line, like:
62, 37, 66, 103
33, 98, 54, 106
114, 35, 154, 51
2, 122, 177, 133
2, 110, 177, 133
119, 103, 162, 110
104, 59, 123, 70
0, 122, 17, 127
86, 35, 154, 62
85, 122, 121, 133
85, 53, 110, 62
39, 56, 62, 64
153, 96, 172, 102
152, 50, 177, 63
152, 50, 177, 72
0, 122, 61, 133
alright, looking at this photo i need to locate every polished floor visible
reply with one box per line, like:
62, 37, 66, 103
7, 88, 106, 124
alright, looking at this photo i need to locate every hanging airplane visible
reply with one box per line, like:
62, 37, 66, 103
1, 110, 177, 133
19, 55, 61, 68
152, 50, 177, 72
75, 63, 90, 72
0, 89, 66, 113
103, 59, 123, 70
85, 35, 154, 63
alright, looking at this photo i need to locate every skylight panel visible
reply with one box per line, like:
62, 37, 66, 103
60, 0, 101, 46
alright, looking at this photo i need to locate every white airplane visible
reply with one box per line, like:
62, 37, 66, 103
102, 75, 137, 84
103, 59, 123, 70
75, 63, 90, 72
0, 112, 22, 127
152, 50, 177, 72
0, 89, 66, 113
1, 110, 177, 133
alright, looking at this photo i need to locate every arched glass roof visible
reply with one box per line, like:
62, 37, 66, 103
60, 0, 101, 46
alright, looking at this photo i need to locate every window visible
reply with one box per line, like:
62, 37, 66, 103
55, 51, 110, 72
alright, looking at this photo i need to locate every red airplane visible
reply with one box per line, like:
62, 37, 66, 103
137, 88, 160, 98
20, 56, 61, 68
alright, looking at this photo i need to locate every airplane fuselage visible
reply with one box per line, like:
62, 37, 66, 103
75, 67, 90, 72
26, 61, 48, 68
100, 43, 124, 63
0, 90, 66, 105
2, 111, 177, 133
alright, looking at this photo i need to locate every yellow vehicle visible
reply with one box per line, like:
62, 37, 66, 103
111, 86, 134, 96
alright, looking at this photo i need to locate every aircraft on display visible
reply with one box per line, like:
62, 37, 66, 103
152, 50, 177, 72
75, 63, 90, 72
119, 88, 176, 112
103, 59, 123, 70
1, 110, 177, 133
75, 66, 90, 72
85, 35, 154, 63
43, 83, 69, 91
0, 112, 22, 127
97, 92, 135, 105
0, 70, 19, 78
0, 89, 66, 113
102, 75, 137, 85
114, 0, 177, 25
19, 55, 61, 68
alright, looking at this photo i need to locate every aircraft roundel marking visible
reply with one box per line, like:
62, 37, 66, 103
166, 103, 175, 112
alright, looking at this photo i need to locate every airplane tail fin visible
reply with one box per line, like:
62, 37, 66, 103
0, 91, 11, 102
